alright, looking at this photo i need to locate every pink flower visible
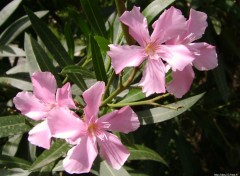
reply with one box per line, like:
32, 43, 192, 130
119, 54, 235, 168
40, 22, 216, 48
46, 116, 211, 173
107, 6, 195, 96
166, 9, 218, 98
13, 71, 76, 149
47, 81, 140, 174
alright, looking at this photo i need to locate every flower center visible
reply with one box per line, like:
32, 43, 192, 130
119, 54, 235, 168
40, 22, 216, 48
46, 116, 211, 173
88, 123, 98, 135
145, 43, 157, 56
45, 102, 58, 111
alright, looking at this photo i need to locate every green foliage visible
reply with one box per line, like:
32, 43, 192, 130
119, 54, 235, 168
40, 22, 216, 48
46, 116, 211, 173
0, 0, 239, 175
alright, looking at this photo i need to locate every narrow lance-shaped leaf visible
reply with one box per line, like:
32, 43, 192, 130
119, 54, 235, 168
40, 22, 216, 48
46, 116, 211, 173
0, 155, 31, 170
24, 7, 87, 91
80, 0, 107, 37
142, 0, 175, 24
64, 22, 74, 59
117, 88, 145, 104
0, 115, 30, 138
128, 145, 168, 166
24, 33, 61, 85
100, 161, 130, 176
137, 93, 204, 125
91, 35, 107, 83
0, 77, 32, 91
0, 45, 25, 57
0, 11, 48, 46
61, 65, 95, 79
30, 140, 70, 171
2, 134, 22, 156
0, 0, 22, 26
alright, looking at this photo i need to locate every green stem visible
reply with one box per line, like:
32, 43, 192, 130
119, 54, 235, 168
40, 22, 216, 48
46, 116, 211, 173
114, 0, 135, 45
101, 68, 138, 107
107, 93, 171, 108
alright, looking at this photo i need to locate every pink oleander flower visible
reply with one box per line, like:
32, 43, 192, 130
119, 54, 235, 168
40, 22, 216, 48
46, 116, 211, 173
13, 71, 76, 149
165, 9, 218, 98
107, 6, 195, 96
47, 81, 140, 174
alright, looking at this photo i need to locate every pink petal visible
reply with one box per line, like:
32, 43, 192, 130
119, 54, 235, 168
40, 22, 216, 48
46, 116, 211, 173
48, 108, 86, 142
99, 106, 140, 133
98, 132, 130, 170
32, 72, 56, 103
187, 43, 218, 71
120, 6, 150, 46
28, 120, 51, 149
151, 6, 186, 44
13, 92, 47, 120
107, 44, 146, 74
83, 81, 105, 121
182, 9, 208, 43
138, 59, 166, 96
63, 136, 98, 174
158, 44, 195, 71
166, 65, 195, 98
56, 82, 77, 109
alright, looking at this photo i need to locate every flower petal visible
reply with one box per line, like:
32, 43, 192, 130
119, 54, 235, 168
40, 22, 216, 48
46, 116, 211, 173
98, 132, 130, 170
138, 59, 166, 96
151, 6, 186, 44
158, 44, 194, 71
48, 108, 86, 142
13, 92, 47, 120
63, 136, 98, 174
107, 44, 146, 74
183, 9, 208, 43
56, 82, 77, 109
120, 6, 150, 46
83, 81, 105, 121
28, 120, 51, 149
166, 65, 195, 98
99, 106, 140, 133
32, 71, 56, 103
187, 43, 218, 71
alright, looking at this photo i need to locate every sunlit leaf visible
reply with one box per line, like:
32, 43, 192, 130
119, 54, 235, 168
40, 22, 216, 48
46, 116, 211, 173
0, 0, 22, 26
0, 11, 48, 46
64, 22, 74, 59
117, 88, 145, 104
0, 155, 31, 169
30, 140, 69, 171
100, 161, 130, 176
142, 0, 175, 24
137, 93, 204, 125
0, 115, 30, 138
2, 134, 22, 156
128, 145, 167, 166
24, 33, 61, 84
0, 45, 25, 57
0, 77, 32, 90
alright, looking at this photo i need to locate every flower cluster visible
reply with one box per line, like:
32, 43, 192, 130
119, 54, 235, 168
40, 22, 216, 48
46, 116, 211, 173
108, 6, 218, 98
13, 5, 217, 175
13, 72, 140, 174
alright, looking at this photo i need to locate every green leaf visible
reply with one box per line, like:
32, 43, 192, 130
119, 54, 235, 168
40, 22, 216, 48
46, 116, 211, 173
30, 140, 69, 171
100, 161, 130, 176
61, 65, 95, 78
0, 0, 22, 26
2, 134, 22, 156
0, 11, 48, 46
0, 115, 30, 138
117, 88, 145, 104
94, 35, 110, 56
0, 77, 32, 90
91, 36, 107, 83
142, 0, 175, 24
137, 93, 204, 125
64, 23, 74, 59
0, 45, 25, 57
24, 7, 87, 91
128, 145, 167, 166
24, 33, 61, 84
80, 0, 107, 37
0, 155, 31, 170
0, 168, 30, 176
